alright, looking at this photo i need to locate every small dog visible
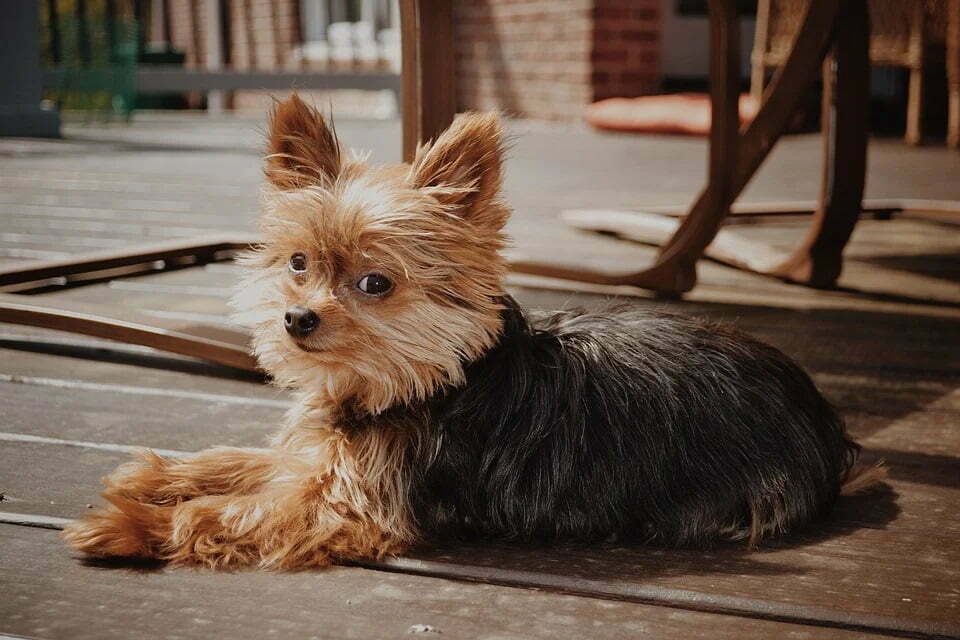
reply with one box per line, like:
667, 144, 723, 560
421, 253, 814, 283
64, 95, 884, 568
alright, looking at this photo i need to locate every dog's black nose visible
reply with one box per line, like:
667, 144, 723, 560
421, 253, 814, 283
284, 306, 319, 338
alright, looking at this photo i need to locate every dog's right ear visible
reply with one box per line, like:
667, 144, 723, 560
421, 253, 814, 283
265, 94, 341, 190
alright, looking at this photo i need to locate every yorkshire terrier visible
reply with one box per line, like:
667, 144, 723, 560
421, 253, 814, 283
64, 95, 885, 569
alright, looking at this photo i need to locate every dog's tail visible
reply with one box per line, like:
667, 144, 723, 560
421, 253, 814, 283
840, 458, 888, 496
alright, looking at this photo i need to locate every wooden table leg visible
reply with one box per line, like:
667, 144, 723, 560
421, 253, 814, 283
768, 0, 870, 287
948, 0, 960, 149
400, 0, 456, 162
514, 0, 842, 293
642, 0, 740, 292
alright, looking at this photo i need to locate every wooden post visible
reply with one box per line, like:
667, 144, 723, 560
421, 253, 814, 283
948, 0, 960, 149
243, 0, 257, 69
149, 0, 171, 51
904, 1, 925, 146
400, 0, 456, 162
205, 0, 225, 113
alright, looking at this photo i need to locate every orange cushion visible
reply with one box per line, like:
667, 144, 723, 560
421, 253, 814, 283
585, 93, 759, 136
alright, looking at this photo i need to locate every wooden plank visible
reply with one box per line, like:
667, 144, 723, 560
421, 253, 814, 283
2, 437, 957, 637
0, 204, 257, 232
904, 1, 926, 146
562, 198, 960, 222
375, 526, 960, 640
42, 277, 237, 314
0, 236, 254, 290
400, 0, 456, 162
561, 210, 789, 274
505, 270, 960, 322
0, 375, 286, 449
0, 176, 258, 199
0, 294, 257, 372
1, 443, 176, 517
0, 525, 880, 640
950, 0, 960, 149
750, 0, 771, 103
0, 333, 273, 392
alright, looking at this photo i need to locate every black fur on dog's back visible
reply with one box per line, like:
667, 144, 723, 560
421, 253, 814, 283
410, 296, 860, 547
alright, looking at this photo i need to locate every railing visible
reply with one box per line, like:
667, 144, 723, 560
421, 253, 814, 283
41, 0, 401, 116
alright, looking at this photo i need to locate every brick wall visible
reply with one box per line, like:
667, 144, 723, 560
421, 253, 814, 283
455, 0, 662, 121
163, 0, 662, 121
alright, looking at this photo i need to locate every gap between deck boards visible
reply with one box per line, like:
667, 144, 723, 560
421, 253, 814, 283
0, 512, 951, 640
0, 374, 291, 409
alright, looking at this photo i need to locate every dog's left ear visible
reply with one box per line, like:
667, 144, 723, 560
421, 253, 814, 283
265, 94, 341, 190
408, 112, 505, 227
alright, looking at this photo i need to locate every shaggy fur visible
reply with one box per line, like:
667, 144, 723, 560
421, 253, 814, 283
64, 94, 884, 569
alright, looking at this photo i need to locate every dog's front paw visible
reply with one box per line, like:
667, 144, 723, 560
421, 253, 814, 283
103, 450, 189, 506
62, 495, 170, 559
161, 497, 259, 568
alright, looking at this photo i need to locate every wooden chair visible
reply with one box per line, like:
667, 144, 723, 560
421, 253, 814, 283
461, 0, 871, 291
752, 0, 959, 147
410, 0, 960, 293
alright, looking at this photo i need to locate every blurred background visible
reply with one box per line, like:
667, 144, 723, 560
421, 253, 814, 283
1, 0, 957, 298
18, 0, 956, 136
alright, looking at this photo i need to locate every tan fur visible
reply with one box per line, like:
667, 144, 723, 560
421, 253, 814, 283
840, 461, 888, 496
64, 95, 507, 568
264, 94, 341, 190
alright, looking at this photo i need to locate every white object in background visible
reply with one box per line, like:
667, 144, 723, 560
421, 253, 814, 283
327, 21, 355, 66
378, 28, 401, 72
291, 40, 330, 66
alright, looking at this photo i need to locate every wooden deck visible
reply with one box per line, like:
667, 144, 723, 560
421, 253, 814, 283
1, 115, 959, 639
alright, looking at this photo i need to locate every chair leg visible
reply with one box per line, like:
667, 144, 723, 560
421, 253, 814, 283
768, 0, 870, 288
906, 65, 924, 145
905, 2, 926, 146
948, 0, 960, 149
514, 0, 842, 293
640, 0, 842, 290
750, 64, 766, 106
643, 0, 740, 292
750, 0, 771, 104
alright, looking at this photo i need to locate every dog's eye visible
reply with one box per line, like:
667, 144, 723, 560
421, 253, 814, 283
357, 273, 392, 296
288, 252, 308, 274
